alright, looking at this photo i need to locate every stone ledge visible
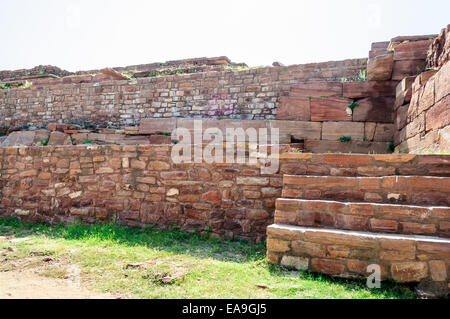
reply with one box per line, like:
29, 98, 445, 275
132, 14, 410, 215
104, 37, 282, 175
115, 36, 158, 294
267, 224, 450, 284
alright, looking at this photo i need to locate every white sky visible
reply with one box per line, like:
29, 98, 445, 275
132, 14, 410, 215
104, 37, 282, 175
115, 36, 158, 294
1, 0, 449, 72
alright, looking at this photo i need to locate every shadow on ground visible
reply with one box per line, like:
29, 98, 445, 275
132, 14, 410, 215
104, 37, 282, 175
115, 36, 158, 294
0, 217, 417, 299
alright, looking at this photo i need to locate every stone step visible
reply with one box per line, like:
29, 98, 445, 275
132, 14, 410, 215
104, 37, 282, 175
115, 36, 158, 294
267, 223, 450, 285
277, 153, 450, 178
282, 175, 450, 206
275, 199, 450, 238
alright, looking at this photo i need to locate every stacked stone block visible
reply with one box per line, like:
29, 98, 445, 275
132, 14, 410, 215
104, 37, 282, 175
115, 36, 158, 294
267, 155, 450, 290
394, 61, 450, 153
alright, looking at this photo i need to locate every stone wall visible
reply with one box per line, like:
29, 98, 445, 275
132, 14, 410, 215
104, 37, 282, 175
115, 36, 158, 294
0, 146, 448, 242
0, 59, 367, 127
0, 65, 72, 81
394, 60, 450, 153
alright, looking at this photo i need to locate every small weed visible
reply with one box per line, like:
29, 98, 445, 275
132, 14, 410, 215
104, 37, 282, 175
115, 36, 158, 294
40, 136, 50, 146
387, 142, 395, 152
339, 136, 352, 143
347, 101, 360, 112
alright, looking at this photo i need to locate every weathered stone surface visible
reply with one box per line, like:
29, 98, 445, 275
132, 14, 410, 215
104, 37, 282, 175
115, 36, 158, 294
353, 97, 395, 123
269, 121, 322, 140
426, 96, 450, 132
304, 140, 390, 154
343, 81, 397, 98
1, 130, 49, 147
100, 68, 130, 80
373, 123, 395, 142
310, 97, 353, 121
48, 132, 72, 146
417, 78, 436, 115
280, 256, 309, 270
395, 76, 414, 110
311, 258, 346, 275
427, 25, 450, 69
321, 122, 365, 141
267, 238, 290, 252
290, 81, 343, 97
395, 104, 409, 130
371, 41, 390, 50
391, 262, 428, 282
139, 118, 177, 134
429, 260, 447, 281
149, 135, 173, 144
367, 52, 394, 81
434, 60, 450, 102
276, 97, 311, 121
405, 113, 425, 139
393, 40, 433, 61
392, 60, 427, 81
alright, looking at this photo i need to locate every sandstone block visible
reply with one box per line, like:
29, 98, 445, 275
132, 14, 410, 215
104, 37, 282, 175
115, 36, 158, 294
311, 258, 346, 275
310, 97, 353, 121
343, 81, 397, 98
280, 256, 309, 270
336, 214, 370, 231
429, 260, 447, 281
434, 60, 450, 102
236, 177, 270, 186
290, 81, 343, 97
370, 219, 399, 233
160, 171, 187, 180
391, 262, 428, 282
392, 60, 427, 81
322, 122, 365, 141
149, 135, 172, 144
426, 96, 450, 131
367, 52, 394, 81
353, 97, 394, 123
393, 40, 433, 61
276, 97, 311, 121
139, 118, 177, 134
267, 238, 290, 253
304, 140, 390, 154
292, 240, 327, 257
268, 120, 322, 141
395, 104, 409, 130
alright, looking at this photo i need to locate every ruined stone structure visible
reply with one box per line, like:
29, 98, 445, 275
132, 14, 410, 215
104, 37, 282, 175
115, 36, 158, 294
0, 24, 449, 293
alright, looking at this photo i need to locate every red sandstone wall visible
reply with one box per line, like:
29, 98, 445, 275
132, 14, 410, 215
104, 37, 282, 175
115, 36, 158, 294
0, 146, 448, 242
0, 59, 367, 127
394, 60, 450, 153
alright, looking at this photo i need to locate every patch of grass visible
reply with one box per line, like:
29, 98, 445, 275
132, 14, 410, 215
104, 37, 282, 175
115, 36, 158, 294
0, 218, 415, 299
0, 81, 32, 90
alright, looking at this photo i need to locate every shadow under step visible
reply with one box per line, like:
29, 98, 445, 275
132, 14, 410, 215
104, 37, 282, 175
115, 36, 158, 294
267, 223, 450, 285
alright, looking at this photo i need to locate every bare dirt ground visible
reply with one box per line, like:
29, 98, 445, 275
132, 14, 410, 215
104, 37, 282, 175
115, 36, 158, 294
0, 269, 113, 299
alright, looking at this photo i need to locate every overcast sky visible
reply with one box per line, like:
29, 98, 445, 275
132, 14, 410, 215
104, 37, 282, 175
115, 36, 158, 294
1, 0, 449, 72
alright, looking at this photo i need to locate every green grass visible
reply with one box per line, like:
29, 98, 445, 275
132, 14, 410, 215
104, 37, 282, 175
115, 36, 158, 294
0, 218, 415, 299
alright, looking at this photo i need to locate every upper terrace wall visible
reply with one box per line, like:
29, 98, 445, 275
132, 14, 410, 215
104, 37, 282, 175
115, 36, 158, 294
0, 59, 367, 127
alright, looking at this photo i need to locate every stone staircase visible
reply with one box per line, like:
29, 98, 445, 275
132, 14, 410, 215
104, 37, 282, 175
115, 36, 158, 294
267, 171, 450, 292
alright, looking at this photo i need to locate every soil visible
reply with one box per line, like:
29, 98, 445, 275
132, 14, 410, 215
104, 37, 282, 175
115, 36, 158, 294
0, 269, 113, 299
